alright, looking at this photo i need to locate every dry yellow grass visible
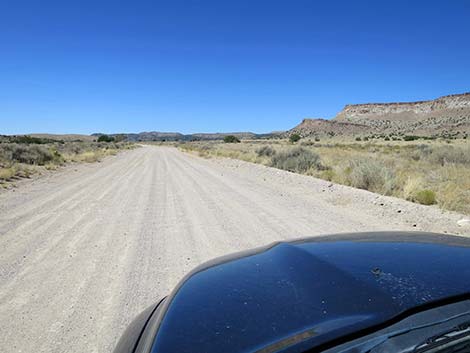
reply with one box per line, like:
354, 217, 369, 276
0, 166, 17, 181
178, 139, 470, 215
0, 142, 135, 184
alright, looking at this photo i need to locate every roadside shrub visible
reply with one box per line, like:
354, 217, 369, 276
223, 135, 240, 143
403, 135, 420, 141
355, 137, 362, 141
346, 159, 396, 195
270, 147, 323, 173
0, 144, 58, 165
57, 142, 86, 155
256, 145, 276, 157
414, 189, 437, 205
289, 133, 301, 143
426, 145, 470, 166
408, 144, 432, 161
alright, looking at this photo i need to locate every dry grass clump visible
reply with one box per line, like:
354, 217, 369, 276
179, 142, 215, 158
403, 176, 425, 200
0, 164, 35, 182
402, 177, 435, 205
0, 166, 17, 180
271, 147, 323, 173
344, 159, 396, 195
256, 145, 276, 157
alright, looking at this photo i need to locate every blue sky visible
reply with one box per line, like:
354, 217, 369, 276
1, 0, 469, 135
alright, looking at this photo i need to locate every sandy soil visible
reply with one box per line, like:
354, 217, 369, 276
0, 146, 468, 353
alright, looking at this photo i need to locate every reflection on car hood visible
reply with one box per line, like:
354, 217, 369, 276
151, 232, 470, 353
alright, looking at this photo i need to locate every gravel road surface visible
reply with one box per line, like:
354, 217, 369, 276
0, 146, 468, 353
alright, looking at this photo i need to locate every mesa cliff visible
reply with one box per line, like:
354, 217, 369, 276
290, 93, 470, 138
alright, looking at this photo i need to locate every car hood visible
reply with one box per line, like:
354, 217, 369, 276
150, 232, 470, 353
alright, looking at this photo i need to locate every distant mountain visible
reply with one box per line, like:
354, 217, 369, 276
28, 133, 96, 142
91, 131, 282, 142
190, 132, 257, 140
123, 132, 185, 142
13, 93, 468, 142
289, 93, 470, 138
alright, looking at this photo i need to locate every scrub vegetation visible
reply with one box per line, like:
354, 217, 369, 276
0, 136, 135, 186
179, 139, 470, 215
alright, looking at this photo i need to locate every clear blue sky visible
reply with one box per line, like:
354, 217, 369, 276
1, 0, 469, 135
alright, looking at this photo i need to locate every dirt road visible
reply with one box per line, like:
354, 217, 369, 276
0, 146, 468, 353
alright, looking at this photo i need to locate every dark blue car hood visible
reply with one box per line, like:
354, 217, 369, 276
150, 232, 470, 353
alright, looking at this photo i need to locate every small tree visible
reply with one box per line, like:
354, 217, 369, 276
223, 135, 240, 143
97, 134, 115, 142
289, 133, 301, 143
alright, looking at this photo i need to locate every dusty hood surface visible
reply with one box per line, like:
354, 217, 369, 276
151, 232, 470, 353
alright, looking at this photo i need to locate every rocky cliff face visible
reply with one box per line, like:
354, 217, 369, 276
288, 93, 470, 138
335, 93, 470, 121
333, 93, 470, 136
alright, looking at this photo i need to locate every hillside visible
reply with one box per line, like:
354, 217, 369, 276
288, 118, 371, 138
289, 92, 470, 138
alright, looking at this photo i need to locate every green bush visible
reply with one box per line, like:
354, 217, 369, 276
346, 159, 396, 195
289, 134, 301, 143
414, 189, 436, 205
403, 135, 420, 141
256, 145, 276, 157
270, 147, 322, 173
223, 135, 240, 143
355, 137, 361, 141
97, 135, 115, 143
